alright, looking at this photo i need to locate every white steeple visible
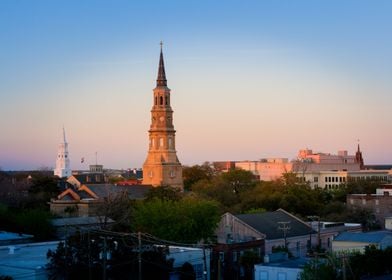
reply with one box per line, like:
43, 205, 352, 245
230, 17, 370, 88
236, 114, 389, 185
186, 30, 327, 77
54, 127, 72, 178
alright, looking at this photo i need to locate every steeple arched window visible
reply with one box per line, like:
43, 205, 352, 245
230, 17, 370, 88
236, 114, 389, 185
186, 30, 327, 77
160, 96, 163, 105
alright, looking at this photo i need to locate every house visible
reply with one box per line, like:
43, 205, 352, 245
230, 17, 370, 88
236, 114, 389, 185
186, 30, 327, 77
308, 221, 362, 252
50, 183, 152, 217
214, 209, 315, 280
216, 209, 315, 258
332, 231, 392, 253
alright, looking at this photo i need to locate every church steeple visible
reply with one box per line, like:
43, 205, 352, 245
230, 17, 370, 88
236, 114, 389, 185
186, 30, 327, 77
156, 41, 167, 87
143, 44, 183, 189
54, 127, 72, 178
355, 141, 364, 170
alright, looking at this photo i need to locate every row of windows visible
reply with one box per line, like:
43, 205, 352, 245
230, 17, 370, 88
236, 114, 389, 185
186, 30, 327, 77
154, 95, 169, 106
149, 137, 174, 149
324, 176, 346, 183
148, 170, 176, 178
58, 154, 68, 158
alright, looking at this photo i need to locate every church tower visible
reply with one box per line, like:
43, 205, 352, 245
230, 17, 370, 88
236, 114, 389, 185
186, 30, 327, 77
142, 44, 183, 189
54, 127, 72, 178
355, 143, 364, 170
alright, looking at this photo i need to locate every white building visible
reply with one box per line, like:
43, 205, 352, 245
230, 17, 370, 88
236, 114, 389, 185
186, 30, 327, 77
54, 127, 72, 178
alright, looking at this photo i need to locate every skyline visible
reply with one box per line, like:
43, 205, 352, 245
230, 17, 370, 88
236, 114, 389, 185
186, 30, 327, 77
1, 0, 392, 170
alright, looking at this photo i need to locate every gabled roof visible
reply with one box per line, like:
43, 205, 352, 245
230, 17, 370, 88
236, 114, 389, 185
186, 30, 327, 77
235, 209, 314, 240
84, 184, 153, 200
55, 184, 153, 202
57, 188, 80, 201
68, 173, 108, 185
334, 231, 392, 243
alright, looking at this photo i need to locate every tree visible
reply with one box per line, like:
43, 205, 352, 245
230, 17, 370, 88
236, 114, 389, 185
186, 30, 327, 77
179, 262, 196, 280
132, 197, 220, 243
145, 185, 183, 202
183, 163, 215, 191
299, 258, 337, 280
239, 250, 261, 280
95, 190, 133, 231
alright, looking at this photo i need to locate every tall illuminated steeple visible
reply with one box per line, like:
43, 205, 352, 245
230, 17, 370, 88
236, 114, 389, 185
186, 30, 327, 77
142, 43, 183, 189
54, 127, 72, 178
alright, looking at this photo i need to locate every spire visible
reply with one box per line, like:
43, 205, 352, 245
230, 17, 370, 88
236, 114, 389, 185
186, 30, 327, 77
156, 41, 167, 87
62, 126, 67, 143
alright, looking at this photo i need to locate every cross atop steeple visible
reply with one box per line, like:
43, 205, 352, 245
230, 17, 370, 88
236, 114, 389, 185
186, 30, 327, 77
156, 42, 167, 87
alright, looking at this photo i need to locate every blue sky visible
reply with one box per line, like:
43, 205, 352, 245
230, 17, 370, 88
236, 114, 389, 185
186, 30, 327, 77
1, 0, 391, 170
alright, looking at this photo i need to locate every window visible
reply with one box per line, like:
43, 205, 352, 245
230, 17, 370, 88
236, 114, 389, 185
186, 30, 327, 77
165, 96, 168, 105
159, 138, 164, 147
155, 96, 157, 105
259, 271, 268, 280
168, 137, 173, 149
362, 199, 366, 205
314, 177, 318, 183
160, 96, 163, 105
232, 251, 237, 262
149, 171, 153, 178
170, 170, 176, 178
277, 272, 287, 280
375, 200, 379, 205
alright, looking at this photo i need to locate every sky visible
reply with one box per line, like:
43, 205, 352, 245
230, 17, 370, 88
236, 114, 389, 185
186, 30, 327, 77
0, 0, 391, 170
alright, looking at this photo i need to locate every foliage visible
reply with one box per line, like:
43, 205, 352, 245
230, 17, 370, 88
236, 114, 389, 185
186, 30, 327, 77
192, 169, 257, 213
0, 276, 13, 280
14, 209, 55, 240
179, 262, 196, 280
239, 250, 261, 280
349, 245, 392, 279
299, 258, 338, 280
95, 190, 133, 231
132, 197, 220, 243
183, 162, 215, 191
0, 204, 54, 240
242, 207, 266, 214
145, 185, 183, 202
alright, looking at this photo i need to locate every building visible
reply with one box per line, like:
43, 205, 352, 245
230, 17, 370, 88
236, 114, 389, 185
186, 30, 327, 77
347, 188, 392, 228
234, 147, 391, 189
216, 209, 314, 259
332, 231, 392, 253
54, 127, 71, 178
50, 183, 152, 217
142, 44, 183, 189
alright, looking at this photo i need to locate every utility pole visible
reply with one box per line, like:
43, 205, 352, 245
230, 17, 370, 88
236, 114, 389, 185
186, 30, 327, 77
88, 231, 92, 280
202, 246, 208, 280
278, 222, 291, 249
138, 232, 142, 280
102, 236, 107, 280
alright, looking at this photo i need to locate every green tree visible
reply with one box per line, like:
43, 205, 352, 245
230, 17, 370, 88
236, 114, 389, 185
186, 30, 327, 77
146, 185, 183, 201
132, 197, 220, 243
182, 163, 215, 191
14, 209, 54, 240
